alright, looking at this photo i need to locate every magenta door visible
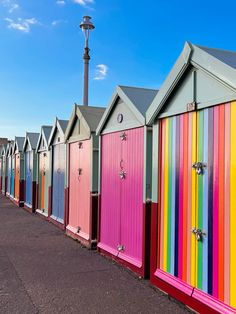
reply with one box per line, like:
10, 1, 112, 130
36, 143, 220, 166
99, 127, 144, 267
68, 140, 91, 239
100, 132, 121, 255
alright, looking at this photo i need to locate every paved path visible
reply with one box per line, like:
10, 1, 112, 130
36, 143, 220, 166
0, 195, 191, 314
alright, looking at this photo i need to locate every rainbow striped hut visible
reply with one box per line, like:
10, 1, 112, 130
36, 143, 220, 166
147, 42, 236, 313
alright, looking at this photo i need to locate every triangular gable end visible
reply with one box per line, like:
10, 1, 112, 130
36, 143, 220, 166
48, 119, 67, 146
23, 136, 32, 152
146, 42, 236, 124
101, 95, 144, 135
158, 65, 236, 118
65, 106, 91, 143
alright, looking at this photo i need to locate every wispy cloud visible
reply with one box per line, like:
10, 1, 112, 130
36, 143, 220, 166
94, 64, 108, 80
72, 0, 94, 6
51, 19, 67, 27
0, 0, 20, 13
56, 0, 66, 6
4, 17, 39, 33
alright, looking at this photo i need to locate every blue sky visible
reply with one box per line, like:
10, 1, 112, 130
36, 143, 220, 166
1, 0, 236, 139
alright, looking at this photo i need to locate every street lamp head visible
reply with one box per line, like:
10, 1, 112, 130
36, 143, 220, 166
80, 16, 95, 44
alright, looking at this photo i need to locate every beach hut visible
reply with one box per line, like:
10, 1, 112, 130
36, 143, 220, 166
146, 42, 236, 313
48, 118, 68, 228
0, 139, 8, 194
23, 132, 39, 212
64, 104, 105, 248
12, 137, 25, 207
35, 126, 53, 218
96, 86, 158, 277
6, 141, 13, 197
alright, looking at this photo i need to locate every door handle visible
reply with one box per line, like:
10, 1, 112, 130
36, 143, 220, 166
119, 170, 126, 179
192, 162, 206, 175
191, 228, 206, 241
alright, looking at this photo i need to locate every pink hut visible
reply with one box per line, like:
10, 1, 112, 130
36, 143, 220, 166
64, 105, 105, 248
96, 86, 158, 277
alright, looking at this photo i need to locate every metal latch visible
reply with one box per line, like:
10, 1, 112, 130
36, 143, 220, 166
77, 226, 81, 233
119, 170, 126, 179
192, 162, 206, 175
192, 228, 206, 241
78, 168, 82, 175
117, 244, 125, 252
120, 132, 127, 141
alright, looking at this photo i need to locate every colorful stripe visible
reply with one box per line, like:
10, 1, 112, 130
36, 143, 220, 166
158, 102, 236, 308
230, 101, 236, 307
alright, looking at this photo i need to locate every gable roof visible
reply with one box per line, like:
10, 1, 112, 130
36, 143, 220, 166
23, 132, 40, 152
13, 136, 25, 153
96, 85, 158, 135
65, 104, 106, 141
36, 125, 53, 152
48, 118, 69, 146
146, 42, 236, 124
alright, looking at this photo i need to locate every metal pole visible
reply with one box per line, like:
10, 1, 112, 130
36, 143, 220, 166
83, 44, 90, 106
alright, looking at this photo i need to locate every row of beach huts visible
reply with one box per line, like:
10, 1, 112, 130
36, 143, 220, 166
1, 42, 236, 313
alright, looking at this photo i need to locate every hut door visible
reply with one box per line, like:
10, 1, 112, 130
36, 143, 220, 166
119, 128, 144, 268
58, 144, 65, 222
15, 154, 20, 200
158, 103, 234, 305
52, 145, 59, 219
11, 155, 15, 196
100, 132, 121, 255
77, 140, 91, 239
8, 157, 11, 193
25, 151, 33, 205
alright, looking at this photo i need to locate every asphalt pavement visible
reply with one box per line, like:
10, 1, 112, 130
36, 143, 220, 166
0, 195, 192, 314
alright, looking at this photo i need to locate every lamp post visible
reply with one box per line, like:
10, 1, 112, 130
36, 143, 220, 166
80, 16, 95, 106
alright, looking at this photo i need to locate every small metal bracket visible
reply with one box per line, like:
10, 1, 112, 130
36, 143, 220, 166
192, 162, 207, 175
120, 132, 127, 141
187, 101, 196, 112
78, 142, 83, 149
117, 244, 125, 252
191, 228, 206, 241
77, 226, 81, 233
78, 168, 82, 175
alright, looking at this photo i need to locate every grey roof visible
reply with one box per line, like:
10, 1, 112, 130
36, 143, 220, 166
119, 86, 158, 116
27, 133, 40, 150
196, 45, 236, 70
58, 119, 68, 133
96, 85, 158, 135
146, 42, 236, 124
42, 126, 53, 143
15, 136, 25, 152
77, 105, 106, 132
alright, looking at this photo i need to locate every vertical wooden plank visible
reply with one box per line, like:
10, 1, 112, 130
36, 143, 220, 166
170, 117, 176, 275
190, 111, 197, 287
202, 108, 209, 293
230, 101, 236, 307
197, 110, 203, 290
174, 116, 180, 277
159, 119, 165, 270
207, 107, 214, 295
178, 115, 184, 279
167, 118, 172, 273
224, 103, 230, 304
163, 119, 169, 272
218, 104, 225, 301
187, 112, 193, 285
182, 113, 189, 283
213, 106, 219, 298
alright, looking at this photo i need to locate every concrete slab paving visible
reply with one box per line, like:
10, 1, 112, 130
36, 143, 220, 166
0, 195, 192, 314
